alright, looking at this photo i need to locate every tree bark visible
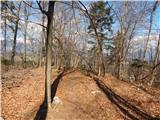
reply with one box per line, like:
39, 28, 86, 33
45, 1, 55, 108
11, 2, 21, 64
150, 34, 160, 85
23, 1, 28, 68
40, 1, 46, 67
4, 2, 7, 55
142, 1, 158, 60
118, 38, 124, 79
97, 39, 105, 77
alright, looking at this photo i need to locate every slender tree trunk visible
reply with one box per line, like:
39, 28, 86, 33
45, 1, 55, 108
142, 21, 152, 60
11, 2, 21, 64
39, 42, 42, 67
4, 3, 7, 56
153, 34, 160, 65
24, 26, 27, 67
23, 2, 28, 68
40, 1, 46, 67
56, 39, 62, 71
118, 2, 128, 79
119, 36, 125, 79
142, 1, 158, 60
97, 39, 105, 76
115, 31, 125, 79
115, 54, 120, 78
150, 34, 160, 85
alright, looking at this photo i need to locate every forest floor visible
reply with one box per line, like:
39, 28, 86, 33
1, 67, 57, 120
1, 67, 160, 120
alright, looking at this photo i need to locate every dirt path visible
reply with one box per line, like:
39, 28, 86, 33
46, 71, 123, 120
44, 70, 160, 120
2, 69, 160, 120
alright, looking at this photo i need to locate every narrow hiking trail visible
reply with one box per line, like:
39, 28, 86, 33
42, 71, 160, 120
2, 69, 160, 120
47, 71, 123, 120
45, 70, 160, 120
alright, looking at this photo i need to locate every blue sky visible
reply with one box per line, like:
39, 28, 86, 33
154, 6, 160, 31
1, 1, 159, 43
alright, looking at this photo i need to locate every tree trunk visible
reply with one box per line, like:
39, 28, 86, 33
115, 31, 125, 79
97, 38, 105, 77
56, 39, 62, 71
11, 2, 21, 64
150, 34, 160, 85
142, 1, 158, 60
23, 1, 28, 68
119, 36, 125, 79
45, 1, 55, 108
142, 21, 152, 60
40, 1, 46, 67
4, 2, 7, 56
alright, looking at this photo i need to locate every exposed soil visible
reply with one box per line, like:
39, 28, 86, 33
1, 68, 160, 120
47, 71, 123, 120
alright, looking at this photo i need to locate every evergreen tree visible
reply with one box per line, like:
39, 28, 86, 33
88, 1, 114, 76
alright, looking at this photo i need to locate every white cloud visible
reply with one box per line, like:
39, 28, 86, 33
133, 34, 159, 42
16, 37, 31, 45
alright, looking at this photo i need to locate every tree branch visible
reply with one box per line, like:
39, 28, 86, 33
78, 1, 98, 37
36, 1, 48, 16
23, 1, 40, 10
139, 62, 160, 80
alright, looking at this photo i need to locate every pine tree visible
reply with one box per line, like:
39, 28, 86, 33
88, 1, 114, 76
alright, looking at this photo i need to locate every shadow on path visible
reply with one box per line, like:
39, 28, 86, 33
34, 101, 48, 120
93, 78, 158, 120
34, 69, 76, 120
51, 71, 64, 102
34, 71, 64, 120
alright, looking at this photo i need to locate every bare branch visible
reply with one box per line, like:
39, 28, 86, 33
36, 1, 48, 16
19, 18, 47, 29
139, 62, 160, 80
23, 1, 40, 10
78, 1, 98, 37
7, 14, 47, 29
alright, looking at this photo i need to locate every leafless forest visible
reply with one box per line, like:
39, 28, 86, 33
1, 1, 160, 120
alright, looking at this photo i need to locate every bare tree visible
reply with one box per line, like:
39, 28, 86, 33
37, 1, 55, 108
53, 4, 65, 71
39, 1, 46, 67
1, 1, 8, 55
11, 1, 22, 64
111, 1, 152, 79
23, 1, 30, 68
142, 1, 158, 60
150, 34, 160, 85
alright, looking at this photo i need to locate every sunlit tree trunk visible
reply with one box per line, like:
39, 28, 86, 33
40, 1, 46, 67
45, 1, 55, 108
57, 40, 62, 71
97, 39, 105, 77
150, 34, 160, 85
4, 2, 7, 56
142, 1, 158, 60
11, 2, 21, 64
23, 1, 28, 68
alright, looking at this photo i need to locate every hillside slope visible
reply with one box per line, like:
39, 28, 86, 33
1, 69, 160, 120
